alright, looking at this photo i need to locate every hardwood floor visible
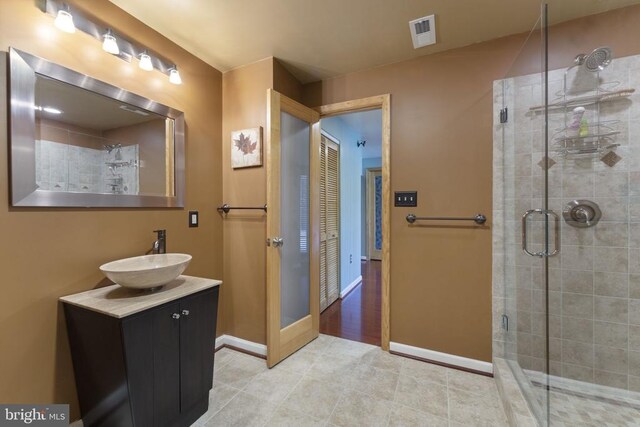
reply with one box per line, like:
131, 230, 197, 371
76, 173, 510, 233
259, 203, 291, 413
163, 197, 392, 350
319, 260, 381, 346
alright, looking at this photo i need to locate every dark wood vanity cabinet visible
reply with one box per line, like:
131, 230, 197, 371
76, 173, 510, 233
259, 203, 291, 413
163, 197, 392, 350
64, 286, 219, 427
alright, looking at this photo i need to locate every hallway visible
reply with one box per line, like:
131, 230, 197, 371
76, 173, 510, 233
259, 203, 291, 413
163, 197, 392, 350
319, 260, 381, 346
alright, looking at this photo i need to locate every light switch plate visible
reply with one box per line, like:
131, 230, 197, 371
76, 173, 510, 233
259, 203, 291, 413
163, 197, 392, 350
189, 211, 199, 227
394, 191, 417, 207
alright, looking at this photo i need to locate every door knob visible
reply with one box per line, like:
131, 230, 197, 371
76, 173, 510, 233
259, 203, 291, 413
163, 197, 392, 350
171, 313, 180, 320
181, 310, 190, 316
271, 237, 284, 247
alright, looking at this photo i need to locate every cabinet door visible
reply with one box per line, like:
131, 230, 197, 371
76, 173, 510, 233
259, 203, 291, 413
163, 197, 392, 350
122, 311, 154, 427
179, 288, 218, 411
153, 301, 182, 427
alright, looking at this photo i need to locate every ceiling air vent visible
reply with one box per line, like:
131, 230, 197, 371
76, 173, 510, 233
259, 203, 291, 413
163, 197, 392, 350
409, 14, 436, 49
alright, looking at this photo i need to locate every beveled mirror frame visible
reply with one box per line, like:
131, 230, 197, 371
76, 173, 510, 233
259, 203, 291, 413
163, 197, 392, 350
8, 48, 185, 207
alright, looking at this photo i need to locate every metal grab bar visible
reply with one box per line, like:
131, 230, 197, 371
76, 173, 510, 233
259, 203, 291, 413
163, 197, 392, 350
217, 204, 267, 214
406, 213, 487, 225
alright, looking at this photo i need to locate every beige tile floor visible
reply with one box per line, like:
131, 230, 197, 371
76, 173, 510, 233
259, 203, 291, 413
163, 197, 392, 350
193, 334, 508, 427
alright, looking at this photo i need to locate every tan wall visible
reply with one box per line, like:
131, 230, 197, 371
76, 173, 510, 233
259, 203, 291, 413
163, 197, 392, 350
38, 118, 104, 149
0, 0, 223, 418
273, 59, 304, 102
104, 120, 167, 195
220, 56, 310, 344
222, 58, 273, 343
301, 39, 523, 362
300, 4, 640, 363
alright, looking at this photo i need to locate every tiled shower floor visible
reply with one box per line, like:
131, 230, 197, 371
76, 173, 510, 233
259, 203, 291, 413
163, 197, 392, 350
532, 384, 640, 426
194, 334, 508, 426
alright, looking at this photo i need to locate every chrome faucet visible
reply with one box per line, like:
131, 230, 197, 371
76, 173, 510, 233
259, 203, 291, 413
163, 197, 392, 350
152, 229, 166, 254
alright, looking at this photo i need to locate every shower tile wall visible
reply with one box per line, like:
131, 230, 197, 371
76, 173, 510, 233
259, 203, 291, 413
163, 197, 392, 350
36, 140, 103, 192
493, 54, 640, 394
36, 139, 139, 195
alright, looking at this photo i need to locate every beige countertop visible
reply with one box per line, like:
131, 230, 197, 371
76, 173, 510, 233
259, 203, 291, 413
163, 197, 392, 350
60, 275, 222, 318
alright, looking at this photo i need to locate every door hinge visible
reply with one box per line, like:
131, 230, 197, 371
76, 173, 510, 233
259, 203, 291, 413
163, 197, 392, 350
502, 314, 509, 331
499, 107, 508, 124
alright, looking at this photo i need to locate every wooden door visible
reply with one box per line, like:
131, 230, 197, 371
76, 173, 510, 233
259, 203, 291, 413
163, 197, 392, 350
266, 89, 320, 367
320, 134, 340, 312
367, 168, 383, 260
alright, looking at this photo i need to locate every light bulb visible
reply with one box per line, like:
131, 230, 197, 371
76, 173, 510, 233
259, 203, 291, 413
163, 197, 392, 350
34, 105, 63, 115
102, 30, 119, 55
139, 52, 153, 71
54, 9, 76, 33
169, 67, 182, 85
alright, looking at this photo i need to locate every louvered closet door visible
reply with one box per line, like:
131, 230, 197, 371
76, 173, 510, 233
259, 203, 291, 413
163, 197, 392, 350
320, 135, 340, 312
320, 139, 328, 311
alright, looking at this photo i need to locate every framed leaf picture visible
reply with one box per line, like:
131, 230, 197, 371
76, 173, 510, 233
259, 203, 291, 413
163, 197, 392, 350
231, 127, 262, 169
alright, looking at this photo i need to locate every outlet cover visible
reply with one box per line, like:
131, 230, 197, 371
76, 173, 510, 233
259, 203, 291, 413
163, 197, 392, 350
189, 211, 199, 227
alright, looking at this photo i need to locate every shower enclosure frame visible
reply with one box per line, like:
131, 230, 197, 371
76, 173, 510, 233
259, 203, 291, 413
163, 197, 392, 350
495, 2, 640, 425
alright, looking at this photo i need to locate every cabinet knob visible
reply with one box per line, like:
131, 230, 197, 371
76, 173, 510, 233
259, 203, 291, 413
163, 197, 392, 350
181, 310, 190, 316
171, 313, 181, 320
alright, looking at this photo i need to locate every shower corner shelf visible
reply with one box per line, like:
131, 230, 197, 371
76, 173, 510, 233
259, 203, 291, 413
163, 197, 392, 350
534, 66, 632, 156
553, 130, 621, 157
529, 88, 635, 112
553, 139, 620, 157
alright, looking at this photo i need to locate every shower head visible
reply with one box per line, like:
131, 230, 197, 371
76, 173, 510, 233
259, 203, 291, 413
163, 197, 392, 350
103, 143, 122, 154
574, 47, 613, 72
584, 46, 612, 71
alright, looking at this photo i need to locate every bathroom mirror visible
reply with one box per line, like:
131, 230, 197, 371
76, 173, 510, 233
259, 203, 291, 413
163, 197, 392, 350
8, 48, 185, 207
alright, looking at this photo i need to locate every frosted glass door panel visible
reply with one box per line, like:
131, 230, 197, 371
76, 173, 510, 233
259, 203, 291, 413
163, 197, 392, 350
280, 111, 311, 329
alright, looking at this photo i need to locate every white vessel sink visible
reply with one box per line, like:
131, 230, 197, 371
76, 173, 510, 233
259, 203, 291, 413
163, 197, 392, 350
100, 254, 192, 290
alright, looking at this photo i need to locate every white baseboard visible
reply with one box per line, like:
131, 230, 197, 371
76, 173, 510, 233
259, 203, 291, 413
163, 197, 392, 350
390, 341, 493, 374
361, 256, 368, 261
340, 275, 362, 298
215, 334, 267, 357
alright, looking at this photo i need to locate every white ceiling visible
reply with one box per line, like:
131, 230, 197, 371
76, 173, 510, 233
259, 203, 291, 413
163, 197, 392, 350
324, 109, 382, 159
109, 0, 640, 83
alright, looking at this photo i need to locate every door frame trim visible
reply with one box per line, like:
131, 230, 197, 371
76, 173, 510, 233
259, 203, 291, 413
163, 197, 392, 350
316, 94, 391, 351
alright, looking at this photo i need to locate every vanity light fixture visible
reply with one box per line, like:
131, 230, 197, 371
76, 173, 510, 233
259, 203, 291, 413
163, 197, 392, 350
139, 51, 153, 71
44, 0, 183, 85
54, 5, 75, 33
169, 66, 182, 85
43, 106, 63, 114
102, 29, 120, 55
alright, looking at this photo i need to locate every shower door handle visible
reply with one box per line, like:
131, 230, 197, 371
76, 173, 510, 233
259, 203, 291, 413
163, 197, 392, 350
522, 209, 543, 257
522, 209, 560, 258
547, 210, 561, 257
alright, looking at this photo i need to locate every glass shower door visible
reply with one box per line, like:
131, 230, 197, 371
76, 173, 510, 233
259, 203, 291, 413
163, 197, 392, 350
543, 0, 640, 424
496, 3, 553, 425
